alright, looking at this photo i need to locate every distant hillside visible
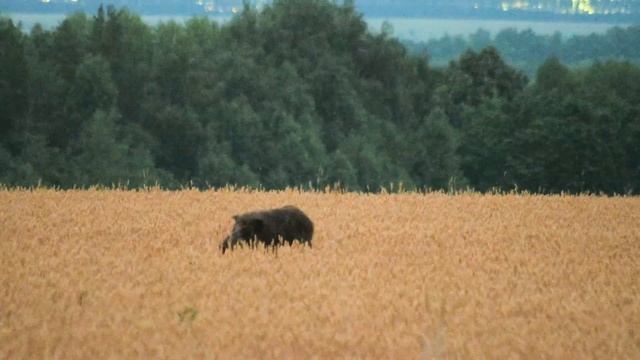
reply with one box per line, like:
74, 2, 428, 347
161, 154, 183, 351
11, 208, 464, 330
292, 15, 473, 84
405, 25, 640, 76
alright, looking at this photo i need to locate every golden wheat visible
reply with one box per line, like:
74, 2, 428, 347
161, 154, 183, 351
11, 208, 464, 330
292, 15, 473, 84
1, 188, 639, 358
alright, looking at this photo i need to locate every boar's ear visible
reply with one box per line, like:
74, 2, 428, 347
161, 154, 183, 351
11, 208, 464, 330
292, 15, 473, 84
232, 215, 239, 222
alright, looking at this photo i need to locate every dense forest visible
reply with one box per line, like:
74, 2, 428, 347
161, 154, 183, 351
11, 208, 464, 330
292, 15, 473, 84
406, 25, 640, 76
1, 0, 639, 193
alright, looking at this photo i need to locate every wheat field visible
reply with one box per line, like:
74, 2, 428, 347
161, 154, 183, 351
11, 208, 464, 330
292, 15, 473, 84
1, 188, 639, 358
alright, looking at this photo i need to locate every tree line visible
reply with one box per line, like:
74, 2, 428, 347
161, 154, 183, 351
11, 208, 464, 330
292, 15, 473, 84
1, 0, 638, 193
407, 25, 640, 76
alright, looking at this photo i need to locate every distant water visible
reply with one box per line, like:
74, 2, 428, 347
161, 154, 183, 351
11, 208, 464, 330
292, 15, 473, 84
5, 12, 629, 40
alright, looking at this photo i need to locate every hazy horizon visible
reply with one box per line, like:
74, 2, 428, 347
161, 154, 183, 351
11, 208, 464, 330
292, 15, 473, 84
4, 11, 630, 42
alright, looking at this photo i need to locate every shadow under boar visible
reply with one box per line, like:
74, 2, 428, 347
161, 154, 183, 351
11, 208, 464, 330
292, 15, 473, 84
220, 205, 314, 254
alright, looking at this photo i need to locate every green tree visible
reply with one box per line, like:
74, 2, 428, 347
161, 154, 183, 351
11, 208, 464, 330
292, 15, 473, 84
51, 13, 91, 82
0, 18, 28, 146
4, 133, 69, 187
324, 150, 358, 190
458, 98, 516, 191
339, 133, 413, 191
143, 105, 204, 182
44, 53, 119, 151
196, 124, 259, 188
71, 54, 118, 116
150, 21, 193, 105
535, 57, 575, 94
409, 108, 462, 189
93, 7, 153, 122
458, 47, 528, 104
0, 144, 17, 185
72, 109, 160, 187
441, 47, 527, 128
575, 61, 640, 192
21, 25, 68, 149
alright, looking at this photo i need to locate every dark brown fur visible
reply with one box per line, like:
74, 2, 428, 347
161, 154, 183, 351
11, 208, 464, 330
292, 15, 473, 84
220, 205, 314, 253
